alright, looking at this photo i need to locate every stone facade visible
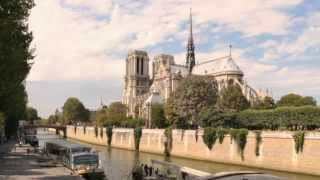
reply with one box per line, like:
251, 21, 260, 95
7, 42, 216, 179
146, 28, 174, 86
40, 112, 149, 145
122, 12, 269, 124
66, 126, 320, 176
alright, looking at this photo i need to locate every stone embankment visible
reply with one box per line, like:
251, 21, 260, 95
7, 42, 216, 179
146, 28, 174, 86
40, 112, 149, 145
66, 126, 320, 176
0, 140, 83, 180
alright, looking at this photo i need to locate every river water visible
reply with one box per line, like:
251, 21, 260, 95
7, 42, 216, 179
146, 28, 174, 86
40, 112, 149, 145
36, 130, 319, 180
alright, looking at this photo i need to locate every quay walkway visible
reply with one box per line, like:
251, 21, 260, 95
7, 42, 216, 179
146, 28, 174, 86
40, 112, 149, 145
0, 140, 83, 180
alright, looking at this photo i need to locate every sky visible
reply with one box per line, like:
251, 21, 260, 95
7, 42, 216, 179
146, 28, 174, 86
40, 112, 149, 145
26, 0, 320, 117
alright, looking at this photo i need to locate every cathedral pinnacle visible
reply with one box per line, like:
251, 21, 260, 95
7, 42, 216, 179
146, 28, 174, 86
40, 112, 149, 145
186, 8, 195, 74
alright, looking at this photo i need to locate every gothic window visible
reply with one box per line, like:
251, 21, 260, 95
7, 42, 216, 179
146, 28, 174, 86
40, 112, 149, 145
141, 58, 144, 75
136, 57, 140, 75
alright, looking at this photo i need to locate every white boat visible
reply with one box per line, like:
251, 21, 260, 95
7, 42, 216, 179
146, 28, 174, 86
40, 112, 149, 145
45, 140, 105, 178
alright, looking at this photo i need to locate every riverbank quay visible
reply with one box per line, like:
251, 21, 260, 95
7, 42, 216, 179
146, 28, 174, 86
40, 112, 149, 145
64, 126, 320, 177
0, 140, 83, 180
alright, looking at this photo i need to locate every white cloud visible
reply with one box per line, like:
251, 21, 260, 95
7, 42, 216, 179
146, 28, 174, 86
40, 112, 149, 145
28, 0, 306, 81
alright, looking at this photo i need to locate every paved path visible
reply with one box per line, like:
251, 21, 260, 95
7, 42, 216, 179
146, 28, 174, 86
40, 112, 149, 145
0, 141, 83, 180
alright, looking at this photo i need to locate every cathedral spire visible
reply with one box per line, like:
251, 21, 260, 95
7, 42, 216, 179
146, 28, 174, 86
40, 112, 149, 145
186, 8, 195, 74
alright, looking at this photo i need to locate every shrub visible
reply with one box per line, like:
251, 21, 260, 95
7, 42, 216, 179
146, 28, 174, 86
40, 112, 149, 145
236, 106, 320, 130
94, 126, 98, 138
106, 126, 113, 146
100, 127, 103, 138
254, 131, 262, 156
164, 127, 173, 157
202, 127, 217, 150
229, 129, 238, 144
293, 131, 305, 154
235, 129, 248, 160
134, 127, 142, 151
217, 128, 227, 144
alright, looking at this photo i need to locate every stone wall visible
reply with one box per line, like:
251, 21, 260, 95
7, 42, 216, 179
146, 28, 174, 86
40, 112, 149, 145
66, 126, 320, 176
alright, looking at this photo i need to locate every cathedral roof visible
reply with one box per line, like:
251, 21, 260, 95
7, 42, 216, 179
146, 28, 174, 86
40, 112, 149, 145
192, 56, 243, 76
170, 64, 189, 77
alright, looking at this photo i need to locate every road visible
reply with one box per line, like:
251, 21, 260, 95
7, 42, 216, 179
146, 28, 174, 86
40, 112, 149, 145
0, 140, 83, 180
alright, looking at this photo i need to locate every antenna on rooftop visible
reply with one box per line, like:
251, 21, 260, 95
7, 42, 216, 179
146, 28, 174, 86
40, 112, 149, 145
229, 44, 232, 58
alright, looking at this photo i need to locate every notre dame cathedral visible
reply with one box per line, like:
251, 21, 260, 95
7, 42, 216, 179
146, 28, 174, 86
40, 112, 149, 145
122, 11, 268, 127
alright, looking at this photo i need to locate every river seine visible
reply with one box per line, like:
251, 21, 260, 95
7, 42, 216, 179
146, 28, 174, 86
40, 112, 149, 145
37, 130, 319, 180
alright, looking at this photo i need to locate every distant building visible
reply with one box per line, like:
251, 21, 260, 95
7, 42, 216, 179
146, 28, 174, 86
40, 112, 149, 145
122, 10, 268, 127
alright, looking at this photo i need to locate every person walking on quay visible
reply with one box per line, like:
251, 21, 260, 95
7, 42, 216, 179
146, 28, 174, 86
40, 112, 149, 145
144, 164, 149, 176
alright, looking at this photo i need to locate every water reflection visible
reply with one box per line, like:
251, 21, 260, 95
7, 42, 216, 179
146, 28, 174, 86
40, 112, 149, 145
37, 130, 319, 180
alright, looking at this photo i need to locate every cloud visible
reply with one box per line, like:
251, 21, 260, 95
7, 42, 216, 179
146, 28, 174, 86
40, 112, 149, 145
27, 0, 320, 116
28, 0, 305, 81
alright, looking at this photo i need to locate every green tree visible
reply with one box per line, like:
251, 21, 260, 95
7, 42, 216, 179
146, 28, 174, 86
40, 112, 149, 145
96, 102, 128, 127
253, 96, 275, 110
106, 102, 127, 123
218, 83, 250, 112
95, 107, 108, 126
62, 97, 89, 124
26, 107, 38, 124
277, 93, 317, 107
151, 104, 168, 128
171, 75, 218, 127
0, 0, 35, 136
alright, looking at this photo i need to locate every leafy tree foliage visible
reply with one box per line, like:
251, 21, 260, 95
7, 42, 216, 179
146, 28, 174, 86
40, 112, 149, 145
236, 106, 320, 130
0, 0, 35, 136
107, 102, 127, 122
96, 101, 144, 128
202, 127, 217, 150
218, 83, 250, 112
151, 104, 168, 128
170, 75, 218, 127
47, 109, 63, 124
252, 96, 275, 110
26, 107, 38, 124
277, 93, 317, 107
62, 97, 89, 124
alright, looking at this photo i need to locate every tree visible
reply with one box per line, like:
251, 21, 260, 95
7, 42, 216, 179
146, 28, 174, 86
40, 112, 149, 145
218, 83, 250, 112
171, 75, 218, 127
96, 107, 108, 126
252, 96, 275, 110
151, 104, 168, 128
95, 102, 128, 127
62, 97, 89, 124
106, 102, 127, 123
26, 107, 38, 124
198, 107, 224, 127
0, 0, 35, 136
277, 93, 317, 107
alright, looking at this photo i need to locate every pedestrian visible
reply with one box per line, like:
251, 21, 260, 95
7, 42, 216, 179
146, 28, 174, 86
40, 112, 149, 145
144, 164, 149, 176
149, 166, 153, 176
155, 168, 159, 176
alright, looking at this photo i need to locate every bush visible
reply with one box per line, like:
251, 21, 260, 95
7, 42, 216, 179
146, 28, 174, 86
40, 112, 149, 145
134, 127, 142, 151
202, 127, 217, 150
235, 129, 248, 160
217, 128, 227, 144
229, 129, 248, 160
106, 126, 113, 146
254, 131, 262, 156
293, 131, 305, 154
236, 106, 320, 130
164, 127, 173, 157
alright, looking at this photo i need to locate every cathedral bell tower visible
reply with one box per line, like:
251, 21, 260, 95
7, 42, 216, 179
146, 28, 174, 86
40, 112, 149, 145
186, 8, 196, 74
122, 50, 150, 117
